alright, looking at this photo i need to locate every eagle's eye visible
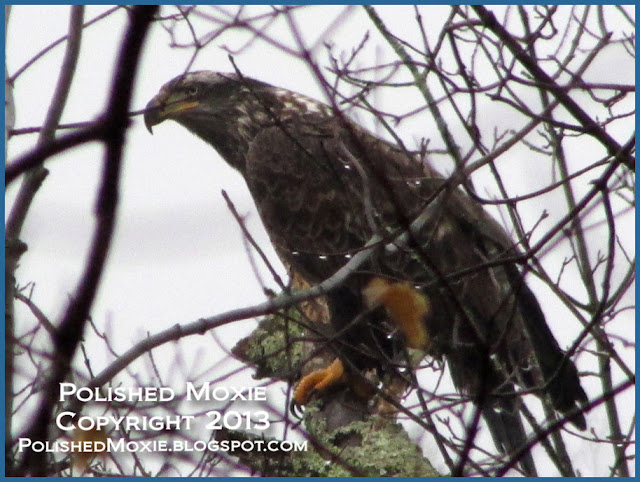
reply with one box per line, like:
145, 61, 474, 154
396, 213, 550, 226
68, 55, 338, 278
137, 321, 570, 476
184, 86, 198, 97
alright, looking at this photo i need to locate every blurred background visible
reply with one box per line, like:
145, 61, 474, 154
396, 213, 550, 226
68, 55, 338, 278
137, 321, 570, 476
5, 5, 635, 477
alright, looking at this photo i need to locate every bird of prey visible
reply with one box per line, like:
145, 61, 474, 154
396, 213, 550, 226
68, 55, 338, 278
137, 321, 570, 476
144, 71, 588, 475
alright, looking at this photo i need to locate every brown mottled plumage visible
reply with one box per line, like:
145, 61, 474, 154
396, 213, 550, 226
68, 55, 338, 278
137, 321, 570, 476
145, 71, 588, 475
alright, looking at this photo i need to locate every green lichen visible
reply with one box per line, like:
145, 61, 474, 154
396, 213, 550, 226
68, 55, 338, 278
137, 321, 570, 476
220, 426, 350, 477
338, 418, 439, 476
230, 303, 441, 477
232, 307, 307, 381
303, 402, 440, 477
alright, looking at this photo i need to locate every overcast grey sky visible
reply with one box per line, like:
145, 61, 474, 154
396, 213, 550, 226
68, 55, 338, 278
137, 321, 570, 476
5, 5, 635, 476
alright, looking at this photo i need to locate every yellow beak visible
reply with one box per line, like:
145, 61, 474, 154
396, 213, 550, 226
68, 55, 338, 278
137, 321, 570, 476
143, 92, 200, 133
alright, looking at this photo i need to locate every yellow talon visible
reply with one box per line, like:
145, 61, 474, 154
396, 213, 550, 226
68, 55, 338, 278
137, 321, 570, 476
293, 358, 345, 405
363, 277, 430, 350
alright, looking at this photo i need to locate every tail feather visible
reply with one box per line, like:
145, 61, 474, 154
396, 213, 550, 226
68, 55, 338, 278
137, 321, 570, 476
482, 403, 538, 476
505, 263, 588, 429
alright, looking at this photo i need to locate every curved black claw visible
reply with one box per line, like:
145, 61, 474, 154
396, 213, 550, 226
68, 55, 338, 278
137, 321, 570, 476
289, 398, 305, 419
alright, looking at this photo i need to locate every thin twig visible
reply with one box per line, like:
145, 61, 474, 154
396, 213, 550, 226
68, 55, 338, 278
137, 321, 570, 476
15, 6, 158, 476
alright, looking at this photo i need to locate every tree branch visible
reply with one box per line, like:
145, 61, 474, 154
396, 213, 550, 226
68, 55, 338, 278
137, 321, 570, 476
14, 6, 158, 476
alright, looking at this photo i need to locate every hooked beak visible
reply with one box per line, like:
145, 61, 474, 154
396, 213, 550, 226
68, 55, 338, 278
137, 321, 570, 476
143, 91, 200, 134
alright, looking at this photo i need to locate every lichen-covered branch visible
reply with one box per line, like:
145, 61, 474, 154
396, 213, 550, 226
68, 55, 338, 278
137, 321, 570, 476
231, 307, 440, 477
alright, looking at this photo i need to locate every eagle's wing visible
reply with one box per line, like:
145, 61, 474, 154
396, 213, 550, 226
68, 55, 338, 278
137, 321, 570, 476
243, 121, 585, 474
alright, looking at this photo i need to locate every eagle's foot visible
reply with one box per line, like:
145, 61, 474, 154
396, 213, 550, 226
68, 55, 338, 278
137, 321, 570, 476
363, 277, 431, 350
292, 358, 345, 409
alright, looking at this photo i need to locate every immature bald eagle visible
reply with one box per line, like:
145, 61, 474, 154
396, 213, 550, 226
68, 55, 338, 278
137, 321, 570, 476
145, 71, 587, 475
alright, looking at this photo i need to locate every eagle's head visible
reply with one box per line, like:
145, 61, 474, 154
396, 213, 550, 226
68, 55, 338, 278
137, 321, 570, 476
144, 71, 276, 170
144, 72, 269, 133
144, 71, 330, 171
